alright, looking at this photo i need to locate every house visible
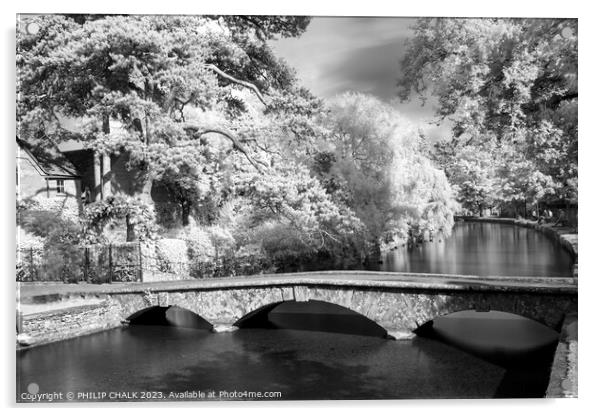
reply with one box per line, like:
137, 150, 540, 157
16, 137, 82, 220
16, 137, 81, 199
17, 135, 187, 227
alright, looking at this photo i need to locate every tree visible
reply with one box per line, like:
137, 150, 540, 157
321, 92, 458, 247
17, 14, 312, 236
399, 18, 577, 205
433, 139, 499, 216
17, 14, 366, 258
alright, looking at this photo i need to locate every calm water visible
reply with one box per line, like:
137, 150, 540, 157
17, 222, 569, 401
16, 322, 557, 401
379, 222, 574, 276
17, 302, 559, 401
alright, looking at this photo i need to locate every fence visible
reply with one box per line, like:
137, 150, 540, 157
16, 243, 341, 283
16, 243, 278, 283
16, 243, 143, 283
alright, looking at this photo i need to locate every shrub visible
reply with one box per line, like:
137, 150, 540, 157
155, 238, 189, 275
16, 211, 84, 282
41, 219, 84, 282
173, 224, 214, 263
18, 195, 80, 224
250, 221, 316, 260
18, 210, 77, 238
83, 195, 157, 243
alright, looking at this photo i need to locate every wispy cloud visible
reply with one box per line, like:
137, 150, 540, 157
271, 16, 451, 141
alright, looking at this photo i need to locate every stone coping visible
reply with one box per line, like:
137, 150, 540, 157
17, 270, 577, 304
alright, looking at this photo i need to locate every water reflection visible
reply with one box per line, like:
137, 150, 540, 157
18, 325, 515, 401
380, 222, 573, 277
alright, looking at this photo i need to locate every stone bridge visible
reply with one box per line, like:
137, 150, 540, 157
19, 271, 577, 343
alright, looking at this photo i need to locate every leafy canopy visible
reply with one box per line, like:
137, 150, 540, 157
399, 18, 577, 207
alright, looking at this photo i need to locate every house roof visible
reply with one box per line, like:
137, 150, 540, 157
16, 136, 80, 178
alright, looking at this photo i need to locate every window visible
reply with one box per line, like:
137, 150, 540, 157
56, 179, 65, 194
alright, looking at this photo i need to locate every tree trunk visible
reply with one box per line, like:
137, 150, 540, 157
93, 152, 102, 201
126, 214, 136, 242
181, 200, 190, 226
140, 175, 154, 203
137, 114, 155, 205
101, 114, 112, 198
131, 161, 156, 205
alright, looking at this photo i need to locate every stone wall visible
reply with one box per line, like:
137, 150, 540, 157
546, 313, 578, 398
19, 302, 125, 347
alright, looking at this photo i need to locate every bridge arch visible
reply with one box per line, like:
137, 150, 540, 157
414, 309, 562, 336
234, 300, 389, 338
127, 306, 168, 325
413, 309, 561, 369
406, 294, 573, 332
126, 305, 213, 330
234, 302, 284, 328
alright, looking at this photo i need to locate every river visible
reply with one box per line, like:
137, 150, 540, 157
16, 221, 573, 401
377, 221, 574, 277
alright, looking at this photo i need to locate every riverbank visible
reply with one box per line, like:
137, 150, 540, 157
545, 312, 578, 398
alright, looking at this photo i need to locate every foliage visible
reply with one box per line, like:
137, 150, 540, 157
17, 226, 45, 252
322, 92, 458, 245
16, 196, 85, 281
237, 163, 367, 256
83, 195, 157, 242
433, 139, 500, 215
18, 209, 73, 238
16, 15, 311, 209
15, 14, 318, 268
171, 224, 214, 262
399, 18, 578, 207
43, 224, 84, 282
154, 238, 189, 274
16, 226, 45, 282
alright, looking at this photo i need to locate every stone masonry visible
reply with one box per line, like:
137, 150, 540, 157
18, 272, 577, 345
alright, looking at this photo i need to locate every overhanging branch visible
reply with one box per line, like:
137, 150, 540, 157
203, 64, 268, 106
183, 124, 267, 171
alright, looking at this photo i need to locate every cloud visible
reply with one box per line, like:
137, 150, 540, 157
318, 38, 405, 99
272, 17, 413, 98
271, 16, 452, 141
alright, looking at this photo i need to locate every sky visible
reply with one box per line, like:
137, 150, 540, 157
270, 17, 451, 141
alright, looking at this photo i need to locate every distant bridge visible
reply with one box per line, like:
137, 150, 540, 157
19, 271, 577, 342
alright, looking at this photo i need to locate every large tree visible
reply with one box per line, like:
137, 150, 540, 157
17, 15, 325, 233
17, 15, 366, 255
433, 139, 500, 216
17, 15, 309, 201
320, 92, 458, 247
399, 18, 577, 207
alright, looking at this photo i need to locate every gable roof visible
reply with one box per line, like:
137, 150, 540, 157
16, 136, 80, 178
